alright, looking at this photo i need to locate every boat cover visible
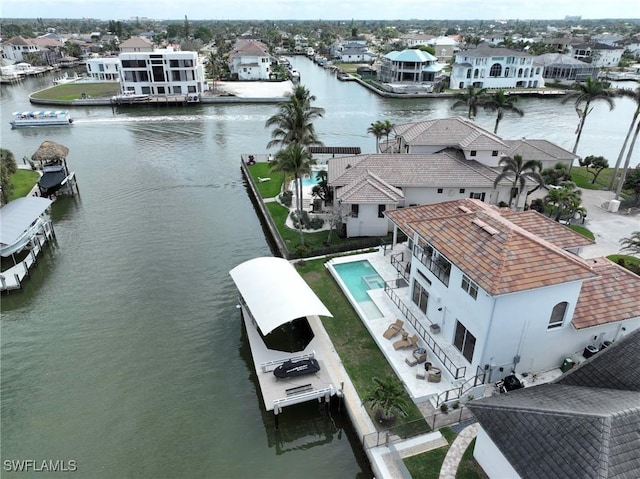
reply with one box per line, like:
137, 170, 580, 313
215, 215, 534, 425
38, 166, 67, 192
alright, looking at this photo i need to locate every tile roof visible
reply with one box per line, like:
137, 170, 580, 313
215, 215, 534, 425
503, 139, 579, 163
469, 329, 640, 479
385, 199, 598, 295
338, 172, 404, 204
459, 45, 532, 58
385, 49, 438, 62
328, 152, 509, 189
571, 257, 640, 329
392, 116, 507, 150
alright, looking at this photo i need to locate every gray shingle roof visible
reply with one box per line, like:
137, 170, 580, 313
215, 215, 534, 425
503, 139, 579, 163
469, 329, 640, 479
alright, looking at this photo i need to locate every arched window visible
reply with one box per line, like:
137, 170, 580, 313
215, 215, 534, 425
505, 67, 510, 77
489, 63, 502, 77
548, 302, 568, 329
518, 68, 523, 78
466, 69, 471, 79
474, 68, 479, 78
524, 68, 530, 77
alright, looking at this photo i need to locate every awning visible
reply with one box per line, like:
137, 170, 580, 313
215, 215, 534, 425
229, 257, 333, 335
0, 197, 52, 247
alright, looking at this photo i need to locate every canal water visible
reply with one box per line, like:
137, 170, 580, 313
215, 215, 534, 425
1, 57, 637, 478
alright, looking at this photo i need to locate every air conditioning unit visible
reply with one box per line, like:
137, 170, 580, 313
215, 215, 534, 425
608, 200, 620, 213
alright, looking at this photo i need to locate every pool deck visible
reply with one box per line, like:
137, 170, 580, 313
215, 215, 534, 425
327, 251, 487, 406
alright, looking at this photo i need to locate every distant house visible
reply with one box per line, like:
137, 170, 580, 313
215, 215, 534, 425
118, 47, 207, 98
1, 36, 42, 62
469, 328, 640, 479
119, 37, 153, 53
399, 33, 435, 48
535, 53, 599, 82
384, 199, 640, 379
379, 49, 444, 84
450, 45, 545, 90
227, 39, 272, 80
570, 42, 624, 68
86, 57, 120, 81
427, 36, 460, 61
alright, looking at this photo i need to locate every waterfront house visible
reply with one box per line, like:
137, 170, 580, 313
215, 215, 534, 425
86, 57, 120, 81
379, 49, 444, 84
118, 37, 154, 53
534, 53, 599, 82
227, 39, 272, 81
399, 33, 435, 48
450, 45, 545, 90
383, 199, 640, 383
468, 328, 640, 479
118, 47, 207, 98
570, 42, 625, 69
1, 36, 45, 63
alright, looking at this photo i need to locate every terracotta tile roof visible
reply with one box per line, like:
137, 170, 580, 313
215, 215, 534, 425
499, 210, 594, 249
386, 199, 598, 295
572, 257, 640, 329
392, 116, 507, 150
338, 172, 404, 204
328, 152, 509, 188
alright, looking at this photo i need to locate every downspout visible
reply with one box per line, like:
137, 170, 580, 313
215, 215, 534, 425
477, 293, 498, 382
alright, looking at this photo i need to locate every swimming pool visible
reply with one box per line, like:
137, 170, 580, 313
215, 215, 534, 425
332, 260, 385, 319
301, 171, 320, 187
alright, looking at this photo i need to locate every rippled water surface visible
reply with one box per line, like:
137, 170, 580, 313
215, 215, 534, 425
1, 57, 637, 478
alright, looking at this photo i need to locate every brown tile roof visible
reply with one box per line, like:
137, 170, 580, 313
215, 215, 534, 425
572, 257, 640, 329
328, 152, 509, 188
338, 172, 404, 204
393, 116, 507, 150
386, 199, 599, 295
499, 210, 594, 249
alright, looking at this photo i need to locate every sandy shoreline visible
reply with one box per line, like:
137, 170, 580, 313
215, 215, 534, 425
212, 80, 294, 98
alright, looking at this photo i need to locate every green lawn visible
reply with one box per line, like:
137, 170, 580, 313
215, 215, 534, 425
9, 169, 40, 201
30, 83, 120, 101
296, 257, 427, 431
571, 167, 616, 190
568, 224, 595, 240
245, 162, 285, 198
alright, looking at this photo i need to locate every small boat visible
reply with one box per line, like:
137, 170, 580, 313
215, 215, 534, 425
10, 110, 73, 128
273, 358, 320, 379
111, 91, 150, 102
290, 69, 300, 83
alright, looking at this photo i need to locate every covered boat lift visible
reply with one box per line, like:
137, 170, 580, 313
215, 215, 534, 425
30, 140, 79, 197
230, 257, 337, 426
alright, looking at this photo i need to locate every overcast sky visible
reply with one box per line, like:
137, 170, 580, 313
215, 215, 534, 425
3, 0, 639, 21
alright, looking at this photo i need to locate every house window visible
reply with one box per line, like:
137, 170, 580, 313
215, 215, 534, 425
470, 151, 477, 157
351, 204, 359, 218
412, 281, 429, 314
469, 192, 486, 201
489, 63, 502, 77
454, 321, 476, 363
461, 274, 478, 299
459, 188, 466, 194
437, 188, 443, 194
548, 302, 568, 329
378, 204, 386, 218
492, 151, 499, 156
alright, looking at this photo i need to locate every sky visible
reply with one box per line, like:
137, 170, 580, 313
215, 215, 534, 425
2, 0, 640, 21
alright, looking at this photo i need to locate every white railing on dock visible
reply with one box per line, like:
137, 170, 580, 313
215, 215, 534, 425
260, 351, 316, 372
273, 385, 334, 414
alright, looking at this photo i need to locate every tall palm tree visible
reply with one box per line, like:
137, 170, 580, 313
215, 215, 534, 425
609, 86, 640, 191
493, 155, 544, 209
561, 77, 616, 154
451, 85, 488, 120
367, 121, 385, 153
381, 119, 395, 152
615, 117, 640, 201
483, 89, 524, 134
543, 181, 584, 222
364, 376, 408, 425
265, 85, 325, 149
620, 231, 640, 256
270, 144, 316, 244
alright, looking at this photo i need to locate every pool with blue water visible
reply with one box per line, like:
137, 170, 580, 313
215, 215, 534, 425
333, 260, 385, 319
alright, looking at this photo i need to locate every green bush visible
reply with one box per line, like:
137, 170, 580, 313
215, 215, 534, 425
279, 190, 293, 207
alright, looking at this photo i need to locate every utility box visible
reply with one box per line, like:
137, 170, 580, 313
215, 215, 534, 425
609, 199, 620, 213
561, 357, 575, 373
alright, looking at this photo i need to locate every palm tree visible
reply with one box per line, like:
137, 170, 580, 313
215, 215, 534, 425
543, 181, 584, 222
270, 144, 315, 244
493, 155, 544, 209
381, 119, 395, 152
483, 90, 524, 134
609, 87, 640, 191
367, 121, 385, 153
561, 77, 616, 154
451, 85, 488, 120
364, 376, 408, 425
615, 117, 640, 201
620, 231, 640, 256
265, 85, 325, 149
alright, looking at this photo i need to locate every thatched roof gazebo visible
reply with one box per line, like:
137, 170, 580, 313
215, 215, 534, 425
31, 140, 69, 169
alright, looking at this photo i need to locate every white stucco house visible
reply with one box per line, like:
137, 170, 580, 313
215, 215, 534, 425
327, 117, 581, 237
118, 47, 207, 98
570, 42, 624, 68
85, 57, 120, 81
450, 45, 545, 90
379, 49, 445, 84
228, 39, 272, 80
1, 36, 43, 62
383, 199, 640, 385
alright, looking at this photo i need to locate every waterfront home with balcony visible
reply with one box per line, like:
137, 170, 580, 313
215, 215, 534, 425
379, 49, 445, 84
228, 39, 272, 80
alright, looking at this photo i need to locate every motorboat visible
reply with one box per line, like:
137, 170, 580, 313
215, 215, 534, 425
273, 358, 320, 379
10, 110, 73, 128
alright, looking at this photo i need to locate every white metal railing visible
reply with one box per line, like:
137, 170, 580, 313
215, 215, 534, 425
272, 386, 334, 413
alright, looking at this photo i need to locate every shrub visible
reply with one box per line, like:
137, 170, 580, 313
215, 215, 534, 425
440, 403, 449, 414
452, 401, 460, 410
279, 190, 293, 207
498, 201, 508, 208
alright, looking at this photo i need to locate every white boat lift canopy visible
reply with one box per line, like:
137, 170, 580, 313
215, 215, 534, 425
0, 197, 52, 256
229, 257, 333, 335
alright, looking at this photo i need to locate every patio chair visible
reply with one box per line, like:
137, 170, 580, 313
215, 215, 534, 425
428, 367, 442, 383
382, 319, 404, 340
393, 333, 418, 350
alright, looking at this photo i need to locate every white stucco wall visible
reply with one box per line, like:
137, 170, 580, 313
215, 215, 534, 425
345, 204, 389, 237
474, 428, 521, 479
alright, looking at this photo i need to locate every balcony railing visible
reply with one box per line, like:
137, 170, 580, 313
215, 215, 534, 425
412, 244, 450, 286
384, 281, 466, 379
435, 365, 487, 406
390, 252, 410, 282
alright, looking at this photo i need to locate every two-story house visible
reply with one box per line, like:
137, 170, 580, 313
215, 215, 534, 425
227, 39, 272, 80
1, 36, 44, 63
384, 199, 640, 381
450, 45, 545, 90
118, 47, 207, 98
570, 42, 624, 68
379, 49, 444, 84
85, 57, 120, 81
